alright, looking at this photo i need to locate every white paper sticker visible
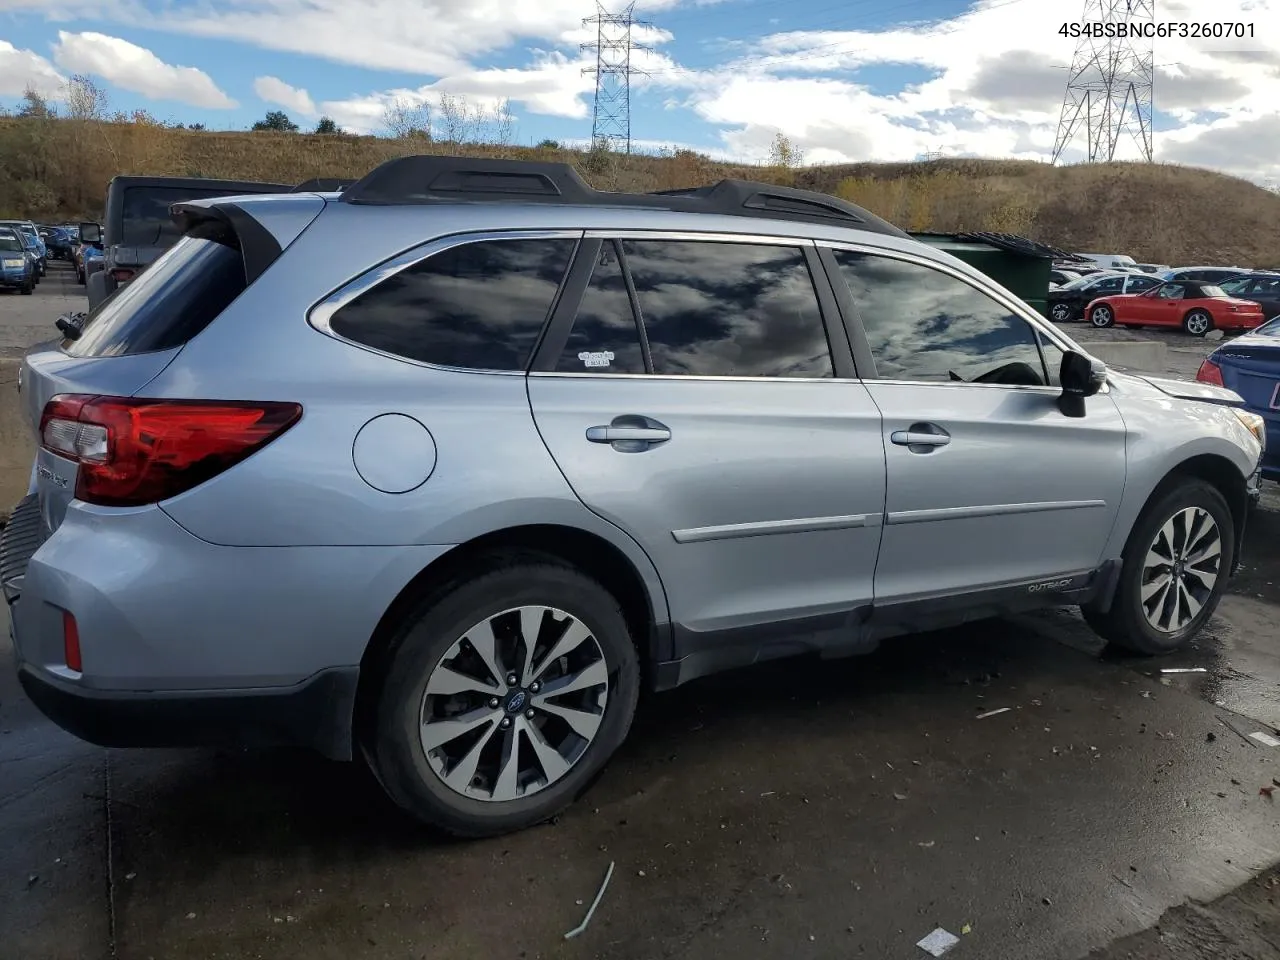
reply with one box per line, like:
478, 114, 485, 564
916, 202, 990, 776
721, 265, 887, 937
917, 927, 960, 957
578, 350, 615, 369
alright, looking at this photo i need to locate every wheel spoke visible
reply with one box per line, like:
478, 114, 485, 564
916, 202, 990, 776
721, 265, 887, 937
491, 724, 522, 802
464, 620, 506, 688
530, 619, 592, 684
426, 663, 499, 697
525, 719, 571, 785
1178, 579, 1203, 621
537, 658, 608, 699
534, 700, 604, 741
420, 707, 497, 752
441, 724, 495, 793
518, 607, 545, 686
1153, 579, 1177, 631
1141, 572, 1171, 603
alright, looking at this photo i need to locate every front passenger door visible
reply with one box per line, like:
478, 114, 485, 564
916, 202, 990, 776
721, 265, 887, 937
825, 247, 1128, 615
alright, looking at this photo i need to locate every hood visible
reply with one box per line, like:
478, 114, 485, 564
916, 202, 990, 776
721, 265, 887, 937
1117, 370, 1245, 407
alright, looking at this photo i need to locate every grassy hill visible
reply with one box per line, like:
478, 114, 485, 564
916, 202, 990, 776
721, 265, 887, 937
2, 115, 1278, 268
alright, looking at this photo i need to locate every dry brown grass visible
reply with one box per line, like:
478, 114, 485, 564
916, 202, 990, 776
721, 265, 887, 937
3, 116, 1278, 267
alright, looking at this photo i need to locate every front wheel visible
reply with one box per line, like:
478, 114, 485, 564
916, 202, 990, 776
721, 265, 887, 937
1050, 302, 1072, 322
1183, 310, 1213, 336
1089, 304, 1114, 328
367, 560, 640, 837
1083, 479, 1234, 655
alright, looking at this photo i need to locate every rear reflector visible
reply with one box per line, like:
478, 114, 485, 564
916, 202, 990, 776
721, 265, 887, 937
39, 395, 302, 507
63, 610, 82, 672
1195, 358, 1224, 386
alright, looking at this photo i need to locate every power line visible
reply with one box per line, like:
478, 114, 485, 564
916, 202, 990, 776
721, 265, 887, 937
1052, 0, 1155, 163
582, 3, 651, 153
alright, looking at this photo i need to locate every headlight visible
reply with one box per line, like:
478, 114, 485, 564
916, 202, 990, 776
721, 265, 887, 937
1, 258, 23, 268
1232, 408, 1266, 450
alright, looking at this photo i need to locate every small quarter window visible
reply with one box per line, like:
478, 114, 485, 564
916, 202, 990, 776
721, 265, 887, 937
555, 241, 646, 374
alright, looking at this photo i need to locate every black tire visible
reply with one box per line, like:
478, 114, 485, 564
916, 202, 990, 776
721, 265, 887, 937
1050, 302, 1073, 322
367, 559, 641, 837
1083, 478, 1234, 655
1182, 310, 1213, 337
1089, 304, 1114, 328
20, 279, 32, 295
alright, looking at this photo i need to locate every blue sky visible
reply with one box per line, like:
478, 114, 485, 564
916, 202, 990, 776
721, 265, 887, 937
1, 0, 1277, 183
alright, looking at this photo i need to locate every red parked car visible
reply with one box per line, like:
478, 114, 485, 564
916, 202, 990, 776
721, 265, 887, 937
1085, 279, 1265, 337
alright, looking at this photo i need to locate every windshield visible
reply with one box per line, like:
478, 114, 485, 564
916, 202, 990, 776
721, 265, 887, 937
68, 235, 247, 357
0, 234, 22, 252
1201, 285, 1226, 298
1254, 316, 1280, 336
1061, 273, 1109, 290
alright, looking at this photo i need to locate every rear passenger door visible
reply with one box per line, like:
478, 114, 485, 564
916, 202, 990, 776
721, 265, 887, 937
821, 244, 1128, 620
527, 234, 887, 659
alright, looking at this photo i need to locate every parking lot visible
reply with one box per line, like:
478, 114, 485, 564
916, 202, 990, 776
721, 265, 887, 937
3, 263, 1278, 960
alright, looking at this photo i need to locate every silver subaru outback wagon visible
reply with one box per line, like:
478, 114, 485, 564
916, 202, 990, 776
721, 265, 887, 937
2, 156, 1266, 837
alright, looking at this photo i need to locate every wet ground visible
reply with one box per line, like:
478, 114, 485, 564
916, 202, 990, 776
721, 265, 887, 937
2, 268, 1278, 960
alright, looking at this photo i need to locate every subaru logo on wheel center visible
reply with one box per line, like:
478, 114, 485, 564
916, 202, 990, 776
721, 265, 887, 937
505, 690, 528, 714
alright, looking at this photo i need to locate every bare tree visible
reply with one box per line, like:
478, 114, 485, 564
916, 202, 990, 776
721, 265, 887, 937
17, 84, 54, 118
381, 97, 432, 140
437, 93, 476, 151
487, 98, 515, 150
64, 74, 109, 121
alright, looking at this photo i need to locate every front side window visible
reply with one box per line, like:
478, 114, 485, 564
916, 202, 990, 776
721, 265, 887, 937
832, 249, 1050, 387
329, 237, 575, 371
1091, 276, 1125, 294
1219, 277, 1250, 295
1158, 284, 1186, 300
1126, 275, 1160, 292
622, 239, 833, 378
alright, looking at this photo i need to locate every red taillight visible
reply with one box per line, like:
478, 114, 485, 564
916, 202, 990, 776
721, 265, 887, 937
1195, 358, 1224, 386
63, 610, 82, 672
110, 267, 135, 283
39, 395, 302, 507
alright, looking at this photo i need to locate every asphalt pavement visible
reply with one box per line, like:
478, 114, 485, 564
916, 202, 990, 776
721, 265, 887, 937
2, 266, 1278, 960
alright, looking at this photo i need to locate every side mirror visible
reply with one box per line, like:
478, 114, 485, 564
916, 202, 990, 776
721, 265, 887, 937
79, 222, 101, 245
1058, 350, 1107, 418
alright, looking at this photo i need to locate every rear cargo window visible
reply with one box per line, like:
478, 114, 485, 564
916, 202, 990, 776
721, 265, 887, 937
65, 235, 246, 358
120, 186, 242, 247
327, 237, 575, 371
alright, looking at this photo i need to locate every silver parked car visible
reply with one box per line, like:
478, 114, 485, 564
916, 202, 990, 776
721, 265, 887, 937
2, 157, 1267, 837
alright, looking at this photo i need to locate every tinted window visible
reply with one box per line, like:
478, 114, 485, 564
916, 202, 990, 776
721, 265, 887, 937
1037, 331, 1064, 387
1219, 277, 1250, 295
832, 250, 1049, 386
1127, 275, 1160, 291
1090, 276, 1125, 293
329, 238, 574, 371
556, 241, 645, 374
1252, 277, 1280, 294
66, 236, 246, 358
621, 240, 832, 378
120, 187, 256, 247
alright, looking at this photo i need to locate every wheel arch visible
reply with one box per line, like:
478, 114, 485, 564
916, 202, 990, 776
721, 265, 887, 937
354, 523, 671, 746
1126, 452, 1248, 570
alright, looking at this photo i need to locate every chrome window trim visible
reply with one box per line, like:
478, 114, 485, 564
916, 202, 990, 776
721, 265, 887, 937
307, 228, 585, 376
584, 229, 814, 246
816, 238, 1110, 395
528, 372, 866, 384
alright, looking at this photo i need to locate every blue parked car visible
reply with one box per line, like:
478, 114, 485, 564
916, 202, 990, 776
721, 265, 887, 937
0, 228, 36, 295
0, 221, 44, 282
1198, 316, 1280, 482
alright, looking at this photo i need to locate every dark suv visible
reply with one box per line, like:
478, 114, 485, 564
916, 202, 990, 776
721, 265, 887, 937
86, 175, 292, 310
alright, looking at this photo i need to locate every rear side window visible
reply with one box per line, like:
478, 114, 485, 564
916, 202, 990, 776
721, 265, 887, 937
621, 239, 832, 378
329, 238, 575, 371
66, 236, 246, 358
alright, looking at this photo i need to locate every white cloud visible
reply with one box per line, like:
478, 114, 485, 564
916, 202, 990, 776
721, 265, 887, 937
51, 31, 237, 109
253, 75, 315, 115
0, 40, 64, 98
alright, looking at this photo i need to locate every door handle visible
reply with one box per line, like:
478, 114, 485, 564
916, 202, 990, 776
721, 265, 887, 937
586, 425, 671, 443
586, 415, 671, 451
890, 423, 951, 453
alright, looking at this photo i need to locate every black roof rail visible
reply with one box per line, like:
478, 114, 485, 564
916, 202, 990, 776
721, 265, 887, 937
341, 155, 909, 237
292, 177, 357, 193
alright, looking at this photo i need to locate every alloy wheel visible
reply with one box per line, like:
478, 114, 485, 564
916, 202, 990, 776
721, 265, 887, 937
418, 605, 609, 802
1185, 312, 1210, 335
1051, 304, 1071, 322
1139, 506, 1221, 633
1091, 306, 1112, 327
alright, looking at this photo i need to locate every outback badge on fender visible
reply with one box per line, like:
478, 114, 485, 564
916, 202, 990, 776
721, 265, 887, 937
1028, 577, 1075, 593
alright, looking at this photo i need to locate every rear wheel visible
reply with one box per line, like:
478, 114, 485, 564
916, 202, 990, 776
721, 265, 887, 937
1089, 304, 1114, 328
1050, 302, 1072, 322
1083, 479, 1233, 655
367, 560, 640, 837
1183, 310, 1213, 336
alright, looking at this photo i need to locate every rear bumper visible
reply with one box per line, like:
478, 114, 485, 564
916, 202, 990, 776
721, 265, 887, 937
16, 662, 358, 758
5, 497, 454, 760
